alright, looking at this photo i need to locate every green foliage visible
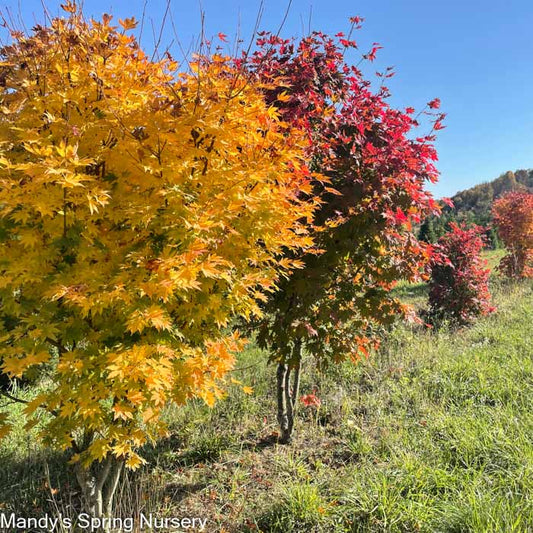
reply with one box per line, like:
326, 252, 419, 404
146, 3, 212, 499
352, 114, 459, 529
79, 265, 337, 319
419, 169, 533, 247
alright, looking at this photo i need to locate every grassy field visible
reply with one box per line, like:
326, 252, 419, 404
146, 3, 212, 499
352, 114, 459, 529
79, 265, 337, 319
1, 251, 532, 532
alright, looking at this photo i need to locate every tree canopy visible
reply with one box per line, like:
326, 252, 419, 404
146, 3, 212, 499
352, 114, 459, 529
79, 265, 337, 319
0, 7, 318, 481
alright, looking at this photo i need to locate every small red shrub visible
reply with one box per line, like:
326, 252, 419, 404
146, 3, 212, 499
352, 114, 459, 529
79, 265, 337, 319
428, 223, 495, 326
300, 393, 321, 408
492, 191, 533, 279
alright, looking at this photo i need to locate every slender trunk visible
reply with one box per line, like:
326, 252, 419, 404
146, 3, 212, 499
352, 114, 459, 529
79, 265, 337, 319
291, 347, 301, 413
277, 363, 290, 443
74, 456, 124, 531
104, 460, 124, 518
276, 340, 302, 444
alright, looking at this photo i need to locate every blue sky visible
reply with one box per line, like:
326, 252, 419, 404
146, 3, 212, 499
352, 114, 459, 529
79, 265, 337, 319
1, 0, 532, 198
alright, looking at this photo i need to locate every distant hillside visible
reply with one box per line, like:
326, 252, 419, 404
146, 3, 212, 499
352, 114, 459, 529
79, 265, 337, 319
419, 169, 533, 246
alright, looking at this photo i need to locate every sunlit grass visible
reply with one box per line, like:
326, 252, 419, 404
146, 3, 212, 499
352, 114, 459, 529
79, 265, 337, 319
1, 272, 532, 532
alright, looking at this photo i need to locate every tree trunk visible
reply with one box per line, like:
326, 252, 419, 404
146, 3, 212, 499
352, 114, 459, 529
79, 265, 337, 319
104, 460, 124, 518
74, 456, 124, 531
276, 340, 302, 444
277, 363, 290, 443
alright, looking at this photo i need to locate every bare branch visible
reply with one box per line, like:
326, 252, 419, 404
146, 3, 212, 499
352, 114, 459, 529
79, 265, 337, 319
274, 0, 293, 39
151, 0, 171, 61
138, 0, 148, 48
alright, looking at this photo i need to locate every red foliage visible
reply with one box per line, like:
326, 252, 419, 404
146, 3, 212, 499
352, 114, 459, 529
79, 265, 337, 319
300, 393, 321, 408
492, 191, 533, 279
239, 29, 446, 363
429, 223, 495, 326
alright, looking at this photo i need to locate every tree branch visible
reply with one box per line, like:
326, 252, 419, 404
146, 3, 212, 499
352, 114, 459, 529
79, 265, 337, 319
104, 459, 124, 517
95, 455, 113, 494
46, 337, 67, 354
0, 389, 28, 404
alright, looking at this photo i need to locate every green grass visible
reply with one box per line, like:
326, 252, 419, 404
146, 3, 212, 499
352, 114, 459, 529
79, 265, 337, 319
483, 248, 506, 271
1, 262, 532, 532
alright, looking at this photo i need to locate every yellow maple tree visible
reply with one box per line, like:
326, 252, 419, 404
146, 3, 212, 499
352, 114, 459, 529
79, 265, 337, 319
0, 4, 317, 517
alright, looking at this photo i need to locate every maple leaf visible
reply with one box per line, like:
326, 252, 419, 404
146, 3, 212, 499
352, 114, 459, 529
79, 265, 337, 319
349, 16, 364, 25
119, 17, 138, 30
300, 393, 321, 408
113, 403, 135, 421
88, 439, 111, 461
144, 306, 172, 331
60, 1, 77, 13
126, 453, 147, 470
276, 91, 291, 102
0, 422, 12, 439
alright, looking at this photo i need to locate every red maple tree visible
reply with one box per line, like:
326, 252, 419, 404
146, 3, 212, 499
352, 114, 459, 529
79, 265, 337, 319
429, 223, 495, 326
492, 191, 533, 279
238, 26, 446, 441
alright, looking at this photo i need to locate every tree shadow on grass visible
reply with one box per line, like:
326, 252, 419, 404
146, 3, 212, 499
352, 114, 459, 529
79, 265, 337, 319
162, 481, 207, 502
240, 433, 282, 452
390, 281, 429, 301
0, 448, 75, 516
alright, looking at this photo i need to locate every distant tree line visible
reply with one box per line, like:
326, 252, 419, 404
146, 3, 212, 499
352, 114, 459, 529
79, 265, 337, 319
419, 169, 533, 247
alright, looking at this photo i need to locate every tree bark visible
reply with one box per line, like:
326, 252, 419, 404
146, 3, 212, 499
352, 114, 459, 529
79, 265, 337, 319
276, 340, 302, 444
104, 459, 124, 518
74, 456, 124, 531
277, 363, 290, 443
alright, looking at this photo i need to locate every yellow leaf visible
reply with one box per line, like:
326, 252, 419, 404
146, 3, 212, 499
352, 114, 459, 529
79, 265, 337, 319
202, 390, 216, 407
88, 439, 111, 461
126, 390, 145, 404
112, 403, 134, 421
0, 423, 12, 439
142, 407, 156, 423
144, 305, 172, 331
125, 453, 146, 470
126, 311, 147, 334
113, 442, 131, 457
